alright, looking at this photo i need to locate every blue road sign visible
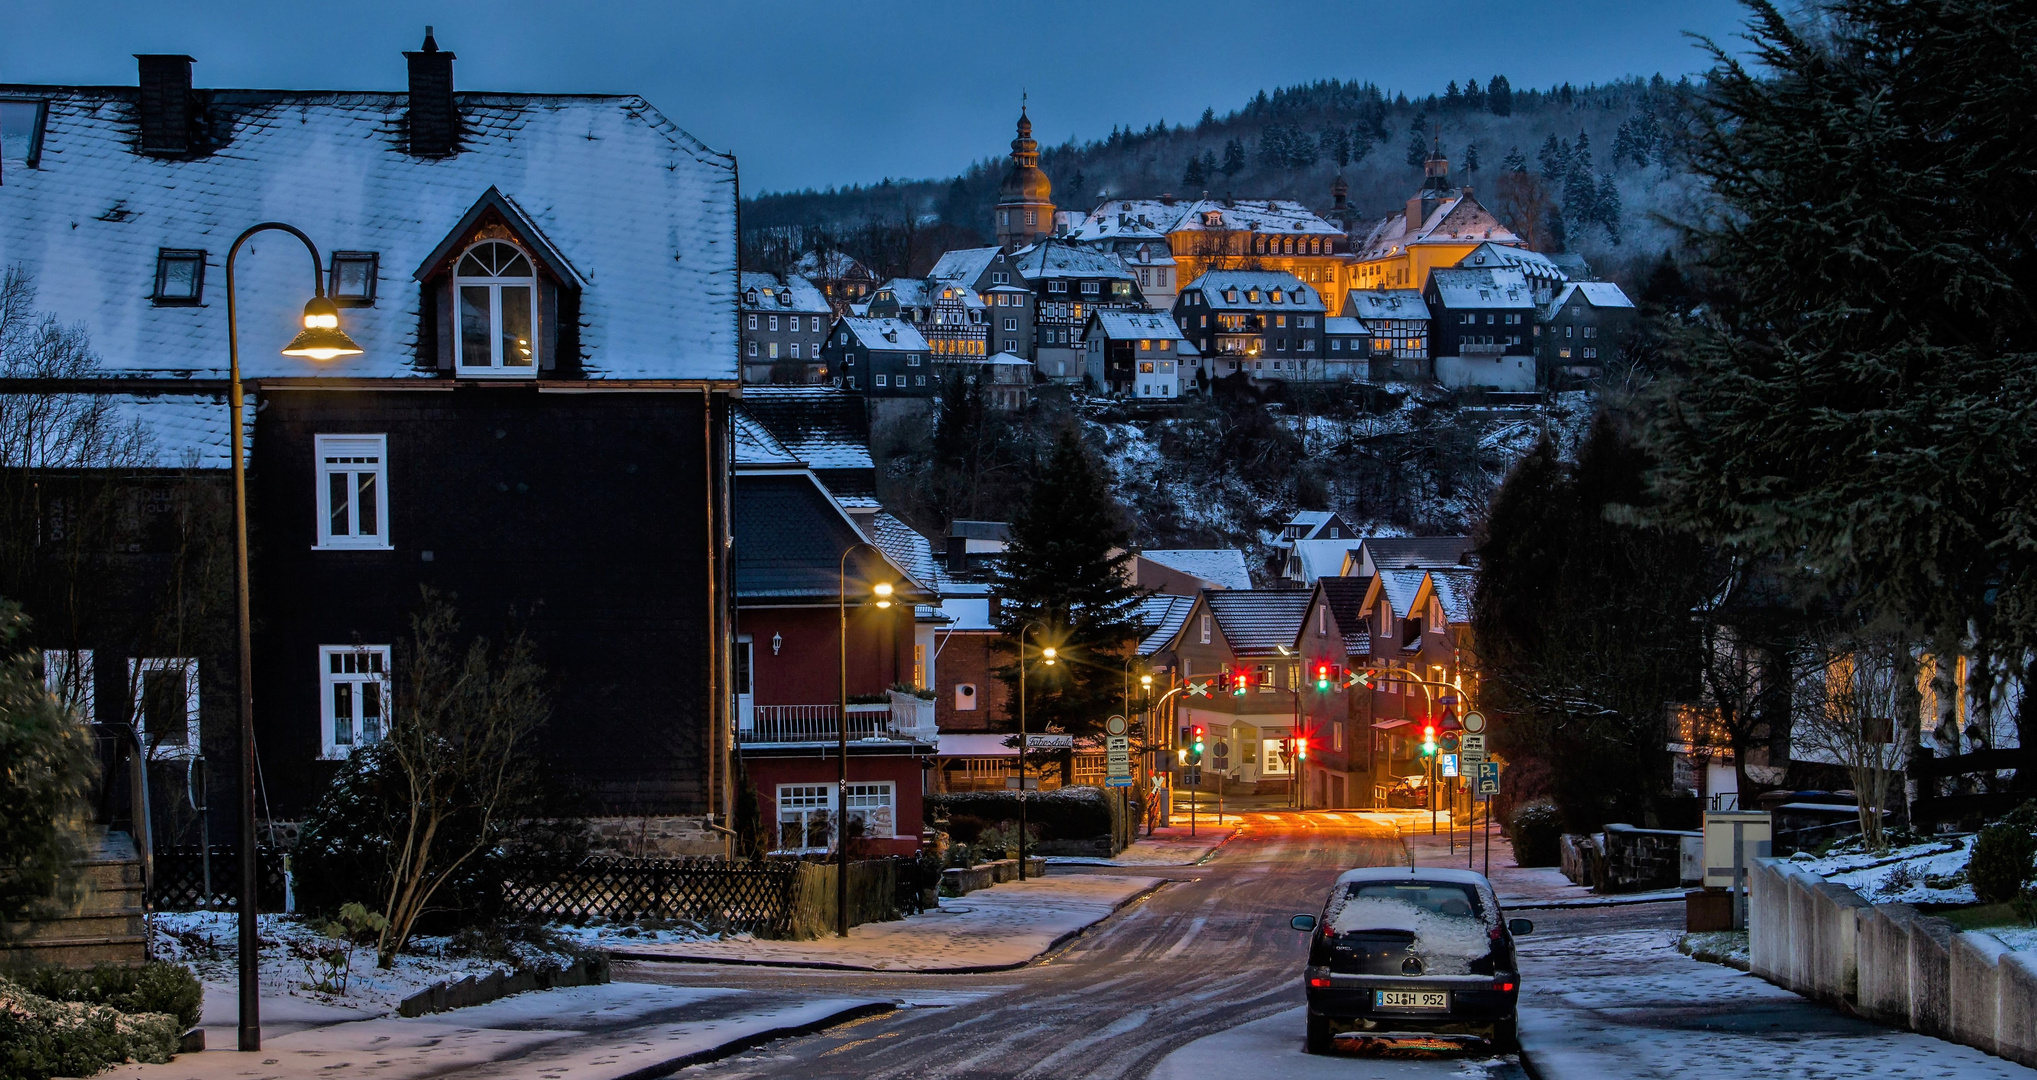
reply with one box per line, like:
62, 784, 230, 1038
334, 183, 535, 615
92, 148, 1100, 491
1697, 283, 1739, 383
1106, 776, 1134, 788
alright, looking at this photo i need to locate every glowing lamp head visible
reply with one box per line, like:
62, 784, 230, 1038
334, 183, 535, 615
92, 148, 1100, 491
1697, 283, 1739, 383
872, 581, 894, 608
1141, 674, 1153, 688
281, 296, 364, 361
1042, 646, 1057, 666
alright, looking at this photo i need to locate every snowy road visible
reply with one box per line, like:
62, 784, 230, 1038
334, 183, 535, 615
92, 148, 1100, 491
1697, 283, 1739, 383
620, 811, 1527, 1079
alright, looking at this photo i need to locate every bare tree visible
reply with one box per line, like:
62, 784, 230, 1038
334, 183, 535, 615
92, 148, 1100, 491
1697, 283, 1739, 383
1791, 635, 1910, 851
376, 591, 548, 966
0, 266, 150, 471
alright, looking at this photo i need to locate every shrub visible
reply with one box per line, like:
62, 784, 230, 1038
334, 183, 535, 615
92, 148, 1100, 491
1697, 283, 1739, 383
13, 962, 202, 1029
0, 603, 97, 932
1510, 802, 1565, 867
1970, 800, 2037, 907
0, 976, 181, 1080
925, 786, 1112, 843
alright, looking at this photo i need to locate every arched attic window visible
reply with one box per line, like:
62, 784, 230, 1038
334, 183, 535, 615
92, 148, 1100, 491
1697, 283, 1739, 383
455, 240, 538, 376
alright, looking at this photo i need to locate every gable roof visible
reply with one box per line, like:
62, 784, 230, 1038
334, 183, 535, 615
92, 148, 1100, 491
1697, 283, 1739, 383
1359, 536, 1474, 574
928, 247, 1003, 285
736, 387, 874, 473
732, 472, 922, 601
1136, 594, 1198, 657
1548, 280, 1636, 317
0, 87, 735, 381
841, 317, 929, 353
1315, 576, 1375, 654
1010, 240, 1136, 281
872, 279, 933, 309
732, 407, 802, 467
1458, 241, 1568, 284
740, 272, 830, 313
1426, 567, 1476, 625
1355, 190, 1522, 261
1203, 590, 1314, 655
1141, 549, 1252, 591
1291, 538, 1362, 585
1428, 267, 1535, 310
1372, 568, 1429, 619
1182, 270, 1326, 312
1091, 310, 1189, 342
1344, 289, 1432, 321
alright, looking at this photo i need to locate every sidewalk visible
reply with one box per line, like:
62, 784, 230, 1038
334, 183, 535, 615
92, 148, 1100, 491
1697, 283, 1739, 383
1400, 824, 1682, 909
610, 873, 1164, 973
102, 982, 888, 1080
1516, 921, 2037, 1079
1150, 1006, 1527, 1080
1047, 822, 1238, 867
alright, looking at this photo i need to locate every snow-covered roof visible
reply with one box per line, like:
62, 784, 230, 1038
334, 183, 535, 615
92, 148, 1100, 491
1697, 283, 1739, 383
873, 278, 933, 309
1429, 267, 1535, 310
1136, 594, 1197, 656
840, 317, 930, 353
1142, 549, 1252, 591
737, 387, 874, 472
1374, 568, 1429, 619
1089, 197, 1344, 237
937, 596, 995, 632
1091, 311, 1188, 342
980, 351, 1034, 366
18, 392, 255, 469
1183, 270, 1326, 312
732, 407, 801, 467
1457, 242, 1568, 283
0, 87, 736, 381
1426, 568, 1476, 624
928, 247, 1001, 285
1324, 316, 1365, 336
1064, 199, 1176, 242
936, 733, 1019, 758
1548, 281, 1636, 317
1344, 289, 1432, 322
1355, 188, 1522, 261
865, 511, 940, 593
1286, 510, 1335, 531
1010, 241, 1135, 281
1292, 539, 1362, 585
740, 272, 830, 314
1203, 590, 1313, 655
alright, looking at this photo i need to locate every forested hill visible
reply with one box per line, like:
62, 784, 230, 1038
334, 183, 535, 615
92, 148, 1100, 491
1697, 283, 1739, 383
743, 75, 1708, 284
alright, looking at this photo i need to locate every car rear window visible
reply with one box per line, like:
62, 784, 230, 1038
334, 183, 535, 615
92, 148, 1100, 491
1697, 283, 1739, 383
1343, 881, 1486, 922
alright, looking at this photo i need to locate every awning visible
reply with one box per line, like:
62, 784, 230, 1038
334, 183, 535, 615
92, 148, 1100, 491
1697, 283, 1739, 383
1371, 719, 1412, 731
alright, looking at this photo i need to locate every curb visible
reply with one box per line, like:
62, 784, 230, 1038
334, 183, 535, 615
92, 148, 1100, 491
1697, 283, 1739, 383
606, 1000, 894, 1080
610, 880, 1167, 975
1500, 892, 1685, 911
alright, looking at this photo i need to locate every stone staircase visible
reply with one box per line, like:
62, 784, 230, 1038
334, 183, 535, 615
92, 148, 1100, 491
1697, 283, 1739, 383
1, 827, 148, 970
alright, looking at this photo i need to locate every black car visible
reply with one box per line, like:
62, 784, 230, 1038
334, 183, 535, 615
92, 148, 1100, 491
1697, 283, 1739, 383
1288, 867, 1532, 1053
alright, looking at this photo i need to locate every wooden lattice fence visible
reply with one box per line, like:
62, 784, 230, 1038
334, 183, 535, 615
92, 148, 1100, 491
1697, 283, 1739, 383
504, 857, 805, 936
149, 845, 289, 912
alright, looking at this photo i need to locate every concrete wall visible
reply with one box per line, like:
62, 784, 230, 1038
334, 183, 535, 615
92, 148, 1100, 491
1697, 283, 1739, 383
1748, 855, 2037, 1068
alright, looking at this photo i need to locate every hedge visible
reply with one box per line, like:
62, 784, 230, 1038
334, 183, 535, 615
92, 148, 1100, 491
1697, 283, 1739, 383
0, 976, 181, 1080
1509, 802, 1564, 867
925, 786, 1113, 842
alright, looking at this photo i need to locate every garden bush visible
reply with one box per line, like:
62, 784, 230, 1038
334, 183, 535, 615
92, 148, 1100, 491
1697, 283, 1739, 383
0, 976, 181, 1080
1970, 800, 2037, 908
1510, 802, 1565, 867
13, 962, 202, 1029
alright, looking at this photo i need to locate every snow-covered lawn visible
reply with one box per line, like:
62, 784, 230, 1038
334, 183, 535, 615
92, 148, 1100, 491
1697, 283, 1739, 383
150, 911, 587, 1021
1785, 834, 1978, 905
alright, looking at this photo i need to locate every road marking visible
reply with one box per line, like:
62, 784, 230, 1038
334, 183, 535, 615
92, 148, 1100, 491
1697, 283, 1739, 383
819, 1031, 900, 1057
1160, 915, 1208, 960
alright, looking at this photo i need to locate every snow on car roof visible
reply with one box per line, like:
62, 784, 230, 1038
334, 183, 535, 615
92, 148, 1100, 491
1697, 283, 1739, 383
1333, 866, 1495, 888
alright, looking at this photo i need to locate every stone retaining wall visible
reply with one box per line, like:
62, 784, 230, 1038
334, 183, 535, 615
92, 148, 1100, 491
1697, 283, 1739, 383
1749, 855, 2037, 1067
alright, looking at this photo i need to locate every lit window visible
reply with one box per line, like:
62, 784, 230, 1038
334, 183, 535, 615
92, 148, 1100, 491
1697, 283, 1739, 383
320, 645, 390, 758
132, 658, 199, 758
329, 252, 379, 305
315, 434, 390, 549
153, 250, 206, 305
454, 240, 539, 376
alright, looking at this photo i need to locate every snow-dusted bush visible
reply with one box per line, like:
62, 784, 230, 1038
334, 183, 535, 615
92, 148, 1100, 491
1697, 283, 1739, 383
1970, 801, 2037, 913
1509, 803, 1564, 867
0, 976, 181, 1079
11, 962, 201, 1029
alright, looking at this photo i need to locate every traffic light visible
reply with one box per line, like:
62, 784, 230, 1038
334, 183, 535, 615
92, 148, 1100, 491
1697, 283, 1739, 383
1188, 724, 1206, 765
1314, 662, 1332, 691
1296, 736, 1309, 760
1421, 723, 1437, 757
1230, 667, 1250, 696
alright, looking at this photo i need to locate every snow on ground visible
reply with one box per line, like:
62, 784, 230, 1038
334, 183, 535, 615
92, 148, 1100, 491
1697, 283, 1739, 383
551, 919, 720, 952
150, 911, 541, 1021
1679, 929, 1751, 970
1785, 834, 1978, 905
1991, 925, 2037, 952
1046, 823, 1236, 867
606, 873, 1163, 972
1151, 1005, 1523, 1080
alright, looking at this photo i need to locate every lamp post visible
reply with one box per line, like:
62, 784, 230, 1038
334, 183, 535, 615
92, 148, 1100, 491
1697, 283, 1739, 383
224, 223, 363, 1052
1016, 620, 1054, 881
837, 543, 893, 938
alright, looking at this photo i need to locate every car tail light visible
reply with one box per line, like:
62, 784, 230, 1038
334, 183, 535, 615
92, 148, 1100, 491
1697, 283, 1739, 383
1308, 975, 1333, 987
1492, 981, 1516, 992
1489, 926, 1503, 941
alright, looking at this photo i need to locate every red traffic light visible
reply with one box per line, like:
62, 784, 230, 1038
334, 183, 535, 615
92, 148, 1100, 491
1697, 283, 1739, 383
1296, 737, 1309, 760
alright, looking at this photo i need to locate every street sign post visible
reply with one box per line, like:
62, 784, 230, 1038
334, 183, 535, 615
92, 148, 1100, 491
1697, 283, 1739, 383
1105, 714, 1128, 737
1462, 733, 1485, 756
1441, 753, 1459, 778
1460, 710, 1487, 734
1025, 733, 1074, 750
1106, 776, 1133, 787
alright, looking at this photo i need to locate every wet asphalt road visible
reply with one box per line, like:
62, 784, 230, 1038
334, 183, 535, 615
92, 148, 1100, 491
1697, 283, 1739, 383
617, 811, 1537, 1080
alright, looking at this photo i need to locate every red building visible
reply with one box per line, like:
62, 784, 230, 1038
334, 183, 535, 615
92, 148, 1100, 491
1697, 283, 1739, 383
731, 407, 938, 856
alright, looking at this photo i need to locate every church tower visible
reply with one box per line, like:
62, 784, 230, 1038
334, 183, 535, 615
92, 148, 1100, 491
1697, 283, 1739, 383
993, 105, 1054, 251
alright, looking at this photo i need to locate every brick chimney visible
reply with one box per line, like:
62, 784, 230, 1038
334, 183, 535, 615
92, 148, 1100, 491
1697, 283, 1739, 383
404, 27, 459, 157
135, 54, 195, 155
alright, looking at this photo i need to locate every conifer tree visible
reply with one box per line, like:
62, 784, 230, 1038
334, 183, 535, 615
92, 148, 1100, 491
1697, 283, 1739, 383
1405, 113, 1430, 167
1502, 146, 1527, 173
1488, 74, 1513, 116
1220, 139, 1245, 177
991, 427, 1146, 741
1465, 77, 1486, 111
1538, 134, 1566, 178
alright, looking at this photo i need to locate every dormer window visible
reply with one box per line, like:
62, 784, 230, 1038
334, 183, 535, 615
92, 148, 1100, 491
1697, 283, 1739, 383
329, 252, 378, 306
153, 250, 206, 305
745, 289, 759, 305
454, 241, 537, 377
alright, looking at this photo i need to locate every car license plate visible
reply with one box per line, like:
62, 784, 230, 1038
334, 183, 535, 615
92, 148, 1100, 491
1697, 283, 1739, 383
1374, 989, 1449, 1010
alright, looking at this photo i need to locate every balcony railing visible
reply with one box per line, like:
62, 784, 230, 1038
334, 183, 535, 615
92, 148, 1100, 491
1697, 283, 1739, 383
737, 693, 937, 745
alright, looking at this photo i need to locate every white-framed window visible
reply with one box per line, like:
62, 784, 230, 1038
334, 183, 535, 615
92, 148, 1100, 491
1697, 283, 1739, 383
747, 340, 759, 357
876, 373, 888, 387
768, 342, 779, 359
992, 271, 1008, 284
131, 657, 199, 758
1004, 317, 1018, 332
320, 645, 390, 758
315, 435, 390, 549
775, 783, 897, 850
1200, 613, 1212, 644
43, 648, 93, 721
746, 313, 758, 330
907, 354, 921, 366
768, 315, 780, 331
790, 343, 801, 359
453, 240, 538, 376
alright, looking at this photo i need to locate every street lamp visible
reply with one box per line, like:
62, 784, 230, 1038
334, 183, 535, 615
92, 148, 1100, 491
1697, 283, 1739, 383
837, 542, 893, 937
1016, 619, 1055, 881
223, 223, 362, 1052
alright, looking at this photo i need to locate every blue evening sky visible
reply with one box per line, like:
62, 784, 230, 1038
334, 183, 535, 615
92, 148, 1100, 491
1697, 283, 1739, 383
6, 0, 1756, 193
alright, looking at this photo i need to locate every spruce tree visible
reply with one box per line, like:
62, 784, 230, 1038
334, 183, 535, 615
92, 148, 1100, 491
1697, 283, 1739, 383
1183, 154, 1207, 186
1647, 0, 2037, 655
1502, 146, 1527, 173
991, 428, 1146, 741
1538, 134, 1566, 178
1220, 139, 1245, 177
1405, 113, 1430, 167
1488, 75, 1513, 116
1465, 77, 1486, 111
1443, 81, 1463, 109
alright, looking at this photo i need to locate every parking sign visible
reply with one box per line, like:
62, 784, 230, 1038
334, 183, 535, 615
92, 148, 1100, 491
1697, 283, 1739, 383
1440, 753, 1459, 778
